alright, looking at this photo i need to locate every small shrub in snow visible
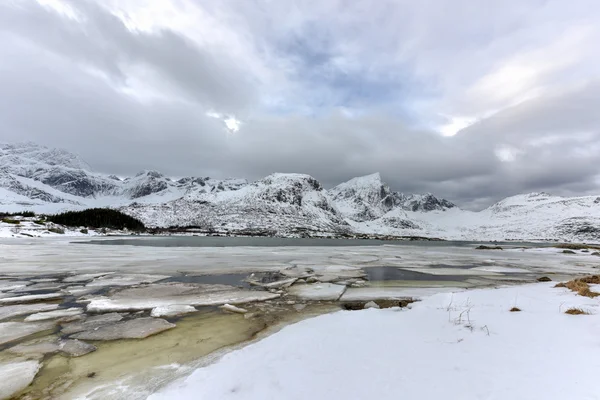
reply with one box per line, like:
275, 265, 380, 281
555, 243, 600, 250
509, 307, 521, 312
565, 308, 589, 315
475, 245, 503, 250
2, 218, 20, 224
555, 276, 600, 298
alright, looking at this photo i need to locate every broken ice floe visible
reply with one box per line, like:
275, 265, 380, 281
219, 304, 248, 314
0, 292, 64, 305
85, 283, 280, 313
288, 283, 347, 301
0, 280, 31, 292
0, 303, 59, 322
0, 360, 41, 400
71, 317, 175, 341
340, 286, 462, 302
24, 307, 84, 322
86, 274, 170, 287
63, 272, 114, 283
7, 338, 96, 357
0, 321, 55, 346
61, 312, 124, 335
150, 305, 197, 318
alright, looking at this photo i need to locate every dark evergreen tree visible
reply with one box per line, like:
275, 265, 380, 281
47, 208, 145, 231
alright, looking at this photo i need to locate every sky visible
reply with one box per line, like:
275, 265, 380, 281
1, 0, 600, 209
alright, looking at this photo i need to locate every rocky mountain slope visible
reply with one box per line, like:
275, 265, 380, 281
1, 142, 599, 241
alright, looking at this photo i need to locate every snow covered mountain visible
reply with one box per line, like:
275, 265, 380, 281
1, 142, 599, 241
329, 172, 454, 222
123, 173, 351, 235
0, 142, 248, 211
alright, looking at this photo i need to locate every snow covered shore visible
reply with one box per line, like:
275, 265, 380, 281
149, 282, 600, 400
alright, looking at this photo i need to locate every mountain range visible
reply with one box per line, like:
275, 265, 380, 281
1, 142, 599, 241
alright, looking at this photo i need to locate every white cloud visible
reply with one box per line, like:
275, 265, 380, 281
439, 116, 476, 137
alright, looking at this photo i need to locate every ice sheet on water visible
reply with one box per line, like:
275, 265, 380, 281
0, 303, 59, 322
340, 286, 462, 301
86, 274, 170, 287
85, 283, 280, 312
0, 360, 41, 400
150, 305, 197, 318
0, 292, 64, 305
288, 283, 347, 301
0, 321, 55, 346
71, 318, 175, 341
25, 307, 83, 322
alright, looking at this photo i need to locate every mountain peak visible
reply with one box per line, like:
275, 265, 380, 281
259, 173, 322, 192
0, 142, 92, 171
337, 172, 382, 188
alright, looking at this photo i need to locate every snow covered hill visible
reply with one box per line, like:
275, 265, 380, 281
0, 142, 599, 241
123, 173, 352, 235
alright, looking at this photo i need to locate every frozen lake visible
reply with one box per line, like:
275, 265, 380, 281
1, 237, 598, 399
84, 236, 550, 248
0, 237, 575, 277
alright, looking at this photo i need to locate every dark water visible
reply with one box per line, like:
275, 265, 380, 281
84, 236, 548, 248
365, 266, 470, 282
163, 268, 471, 287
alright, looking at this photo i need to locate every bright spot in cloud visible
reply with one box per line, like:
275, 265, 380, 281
224, 117, 240, 133
494, 145, 522, 162
439, 116, 475, 136
207, 112, 241, 133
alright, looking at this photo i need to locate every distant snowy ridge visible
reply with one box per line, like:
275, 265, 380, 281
1, 142, 599, 241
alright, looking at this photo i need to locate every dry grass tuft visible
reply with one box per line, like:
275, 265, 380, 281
565, 308, 589, 315
509, 307, 521, 312
579, 276, 600, 284
554, 276, 600, 298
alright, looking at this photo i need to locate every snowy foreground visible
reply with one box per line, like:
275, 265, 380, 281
150, 283, 600, 400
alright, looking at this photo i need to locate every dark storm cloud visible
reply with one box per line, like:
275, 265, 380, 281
1, 0, 599, 210
0, 1, 255, 114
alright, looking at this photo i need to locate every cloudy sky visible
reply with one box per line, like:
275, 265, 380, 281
1, 0, 599, 209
